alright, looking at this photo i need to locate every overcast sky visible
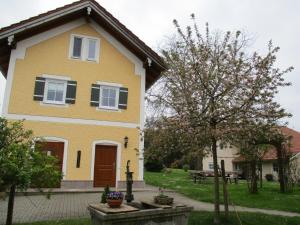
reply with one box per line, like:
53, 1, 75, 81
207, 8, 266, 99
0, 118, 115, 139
0, 0, 299, 130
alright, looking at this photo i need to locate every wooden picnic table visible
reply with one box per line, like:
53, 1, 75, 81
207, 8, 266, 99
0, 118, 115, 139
189, 170, 240, 184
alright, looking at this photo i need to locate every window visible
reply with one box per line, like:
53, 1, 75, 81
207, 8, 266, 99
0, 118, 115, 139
208, 162, 214, 170
70, 35, 99, 62
44, 80, 67, 104
99, 86, 119, 109
273, 163, 278, 172
87, 39, 97, 60
72, 37, 83, 58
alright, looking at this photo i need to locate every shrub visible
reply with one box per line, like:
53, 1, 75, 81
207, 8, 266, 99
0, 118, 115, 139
145, 160, 164, 172
183, 164, 190, 172
265, 174, 274, 181
170, 160, 181, 169
163, 167, 172, 174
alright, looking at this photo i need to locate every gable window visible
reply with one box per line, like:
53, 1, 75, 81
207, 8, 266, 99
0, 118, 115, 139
70, 35, 100, 62
100, 86, 119, 109
72, 37, 83, 58
87, 39, 97, 60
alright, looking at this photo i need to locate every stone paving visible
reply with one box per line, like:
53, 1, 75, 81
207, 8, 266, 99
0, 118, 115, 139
1, 189, 300, 224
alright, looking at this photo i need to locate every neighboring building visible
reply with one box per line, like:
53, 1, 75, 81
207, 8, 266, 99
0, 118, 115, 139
233, 127, 300, 180
202, 127, 300, 179
202, 143, 239, 172
0, 0, 165, 188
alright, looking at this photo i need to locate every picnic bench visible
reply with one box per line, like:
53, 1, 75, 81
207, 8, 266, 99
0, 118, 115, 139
189, 170, 240, 184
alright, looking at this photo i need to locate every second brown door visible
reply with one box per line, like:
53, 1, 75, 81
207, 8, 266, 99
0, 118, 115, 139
94, 145, 117, 187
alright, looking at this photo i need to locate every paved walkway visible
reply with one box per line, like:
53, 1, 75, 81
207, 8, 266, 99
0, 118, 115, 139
1, 188, 300, 224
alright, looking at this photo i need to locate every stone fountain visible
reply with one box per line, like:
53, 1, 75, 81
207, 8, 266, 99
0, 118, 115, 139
87, 161, 192, 225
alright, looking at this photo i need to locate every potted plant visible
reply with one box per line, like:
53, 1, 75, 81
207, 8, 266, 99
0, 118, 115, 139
101, 185, 110, 203
106, 191, 124, 208
154, 187, 174, 205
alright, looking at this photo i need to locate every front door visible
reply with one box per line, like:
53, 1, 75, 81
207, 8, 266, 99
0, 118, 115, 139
94, 145, 117, 187
40, 141, 64, 188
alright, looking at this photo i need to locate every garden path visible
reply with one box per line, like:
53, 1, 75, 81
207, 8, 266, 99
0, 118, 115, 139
0, 185, 299, 224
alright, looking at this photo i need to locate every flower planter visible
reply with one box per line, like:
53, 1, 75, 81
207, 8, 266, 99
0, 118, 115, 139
107, 199, 123, 208
154, 195, 174, 205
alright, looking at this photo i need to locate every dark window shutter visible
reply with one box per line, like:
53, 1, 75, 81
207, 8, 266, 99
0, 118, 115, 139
90, 84, 100, 107
118, 87, 128, 109
33, 77, 45, 101
65, 80, 77, 104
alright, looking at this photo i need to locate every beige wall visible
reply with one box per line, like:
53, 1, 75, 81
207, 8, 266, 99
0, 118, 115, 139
23, 120, 140, 181
5, 21, 144, 183
202, 144, 239, 172
8, 23, 141, 123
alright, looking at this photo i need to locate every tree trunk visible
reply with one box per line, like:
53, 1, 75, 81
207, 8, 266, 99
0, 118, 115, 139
249, 161, 258, 194
259, 162, 263, 189
6, 185, 16, 225
276, 147, 286, 193
212, 136, 220, 224
221, 160, 229, 220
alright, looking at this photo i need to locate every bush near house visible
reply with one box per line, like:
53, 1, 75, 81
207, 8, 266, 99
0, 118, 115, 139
265, 174, 274, 181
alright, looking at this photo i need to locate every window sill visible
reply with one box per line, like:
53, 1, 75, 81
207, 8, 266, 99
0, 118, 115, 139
97, 107, 121, 112
69, 57, 99, 63
40, 102, 69, 108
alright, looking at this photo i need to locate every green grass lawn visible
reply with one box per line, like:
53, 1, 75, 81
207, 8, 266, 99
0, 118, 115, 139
18, 212, 300, 225
145, 169, 300, 213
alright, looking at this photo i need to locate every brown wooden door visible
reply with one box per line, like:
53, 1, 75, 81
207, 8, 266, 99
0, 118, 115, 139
94, 145, 117, 187
40, 142, 64, 188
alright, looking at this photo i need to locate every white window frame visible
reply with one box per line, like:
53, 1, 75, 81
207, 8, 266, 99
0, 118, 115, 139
208, 162, 214, 170
98, 85, 120, 110
70, 36, 83, 59
69, 34, 100, 63
43, 79, 67, 105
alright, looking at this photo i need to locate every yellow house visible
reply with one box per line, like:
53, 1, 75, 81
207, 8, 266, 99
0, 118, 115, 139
0, 0, 165, 188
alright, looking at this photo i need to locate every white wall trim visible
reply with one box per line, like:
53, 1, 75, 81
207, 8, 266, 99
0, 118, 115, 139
2, 18, 86, 116
35, 136, 69, 180
42, 74, 71, 80
40, 102, 69, 108
90, 21, 145, 76
91, 140, 122, 188
96, 81, 123, 87
4, 113, 139, 129
138, 68, 146, 181
0, 2, 90, 39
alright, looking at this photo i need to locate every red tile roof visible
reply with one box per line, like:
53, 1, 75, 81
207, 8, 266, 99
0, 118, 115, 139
233, 127, 300, 162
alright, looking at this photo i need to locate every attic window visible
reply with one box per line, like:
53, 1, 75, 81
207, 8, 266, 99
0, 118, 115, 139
70, 34, 100, 62
72, 37, 83, 58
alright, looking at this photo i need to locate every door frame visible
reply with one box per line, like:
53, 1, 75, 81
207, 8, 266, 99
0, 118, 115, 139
34, 136, 68, 180
91, 140, 121, 188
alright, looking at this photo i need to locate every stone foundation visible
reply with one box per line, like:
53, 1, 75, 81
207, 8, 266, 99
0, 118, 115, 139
61, 180, 94, 189
60, 180, 145, 189
117, 180, 145, 189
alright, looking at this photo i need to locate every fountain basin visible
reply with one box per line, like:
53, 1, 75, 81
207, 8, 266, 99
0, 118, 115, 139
88, 201, 193, 225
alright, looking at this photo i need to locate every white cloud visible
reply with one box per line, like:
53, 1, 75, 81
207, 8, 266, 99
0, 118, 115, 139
0, 0, 299, 129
